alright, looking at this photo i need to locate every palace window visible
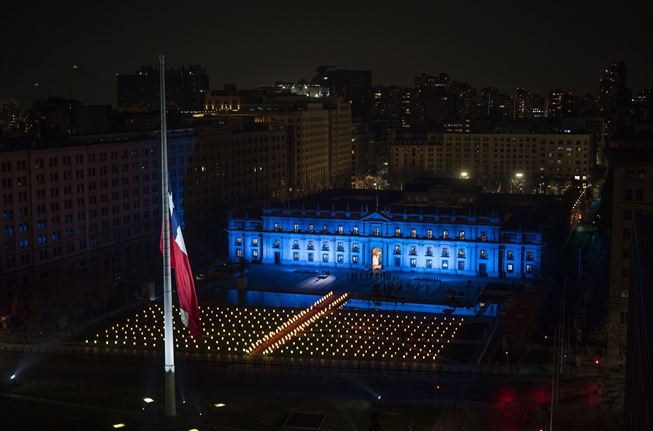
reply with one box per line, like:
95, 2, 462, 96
273, 240, 280, 248
338, 226, 343, 234
252, 250, 258, 259
292, 240, 299, 249
294, 224, 299, 232
443, 230, 449, 239
442, 260, 449, 269
352, 255, 358, 264
526, 252, 533, 260
322, 242, 329, 251
308, 253, 314, 262
322, 254, 329, 263
395, 228, 401, 237
236, 249, 242, 257
410, 246, 417, 255
526, 264, 533, 273
337, 243, 344, 251
293, 252, 299, 261
480, 250, 487, 259
252, 238, 258, 246
459, 231, 465, 240
323, 225, 328, 233
442, 248, 449, 257
307, 241, 314, 250
458, 261, 464, 270
426, 259, 432, 269
410, 258, 417, 268
353, 226, 359, 235
236, 237, 242, 245
458, 249, 465, 258
426, 247, 432, 256
337, 255, 344, 263
352, 243, 359, 252
274, 223, 280, 232
507, 263, 514, 272
480, 232, 487, 241
507, 251, 514, 260
411, 229, 417, 238
373, 227, 379, 236
427, 229, 433, 239
308, 224, 314, 233
394, 245, 401, 254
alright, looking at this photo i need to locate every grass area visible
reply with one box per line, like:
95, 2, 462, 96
1, 382, 440, 431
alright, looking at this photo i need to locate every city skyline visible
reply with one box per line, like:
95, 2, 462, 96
2, 0, 652, 108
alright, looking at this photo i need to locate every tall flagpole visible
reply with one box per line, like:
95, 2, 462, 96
160, 54, 176, 416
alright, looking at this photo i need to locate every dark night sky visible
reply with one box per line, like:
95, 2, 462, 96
2, 0, 651, 108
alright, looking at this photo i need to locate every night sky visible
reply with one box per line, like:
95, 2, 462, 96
2, 0, 651, 108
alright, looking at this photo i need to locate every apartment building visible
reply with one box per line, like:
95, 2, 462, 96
389, 131, 597, 184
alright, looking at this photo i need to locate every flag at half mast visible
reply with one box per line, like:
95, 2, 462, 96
160, 188, 202, 338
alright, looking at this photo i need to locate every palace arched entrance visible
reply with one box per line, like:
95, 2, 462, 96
372, 247, 382, 270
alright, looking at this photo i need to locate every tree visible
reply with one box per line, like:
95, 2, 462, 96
591, 315, 627, 364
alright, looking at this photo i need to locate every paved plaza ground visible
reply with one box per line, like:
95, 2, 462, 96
1, 264, 625, 430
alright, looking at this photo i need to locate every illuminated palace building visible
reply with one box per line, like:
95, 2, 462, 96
227, 193, 550, 279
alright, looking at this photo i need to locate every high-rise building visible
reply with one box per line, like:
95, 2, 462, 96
117, 65, 209, 112
311, 66, 371, 123
604, 127, 653, 334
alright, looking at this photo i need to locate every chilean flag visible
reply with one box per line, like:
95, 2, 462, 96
160, 190, 202, 338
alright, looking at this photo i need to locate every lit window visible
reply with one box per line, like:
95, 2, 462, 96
323, 225, 328, 233
526, 252, 533, 260
338, 226, 343, 234
252, 238, 258, 246
411, 229, 416, 238
337, 242, 344, 251
322, 242, 329, 250
427, 229, 433, 239
236, 249, 242, 257
443, 230, 449, 239
274, 223, 279, 231
442, 247, 449, 257
426, 259, 432, 268
252, 250, 258, 259
410, 258, 416, 268
480, 232, 487, 241
526, 264, 533, 273
308, 224, 314, 233
410, 246, 416, 255
293, 240, 299, 249
352, 255, 358, 264
293, 252, 299, 261
426, 247, 432, 255
374, 227, 379, 236
442, 260, 448, 269
294, 224, 299, 232
236, 237, 242, 245
480, 250, 487, 258
307, 241, 314, 250
395, 245, 401, 254
353, 226, 359, 235
322, 254, 329, 263
395, 228, 401, 237
507, 263, 514, 272
458, 249, 465, 257
352, 243, 359, 252
459, 231, 465, 240
337, 255, 344, 263
507, 251, 514, 260
273, 240, 280, 248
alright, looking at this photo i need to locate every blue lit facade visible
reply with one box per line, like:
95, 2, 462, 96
227, 206, 543, 279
